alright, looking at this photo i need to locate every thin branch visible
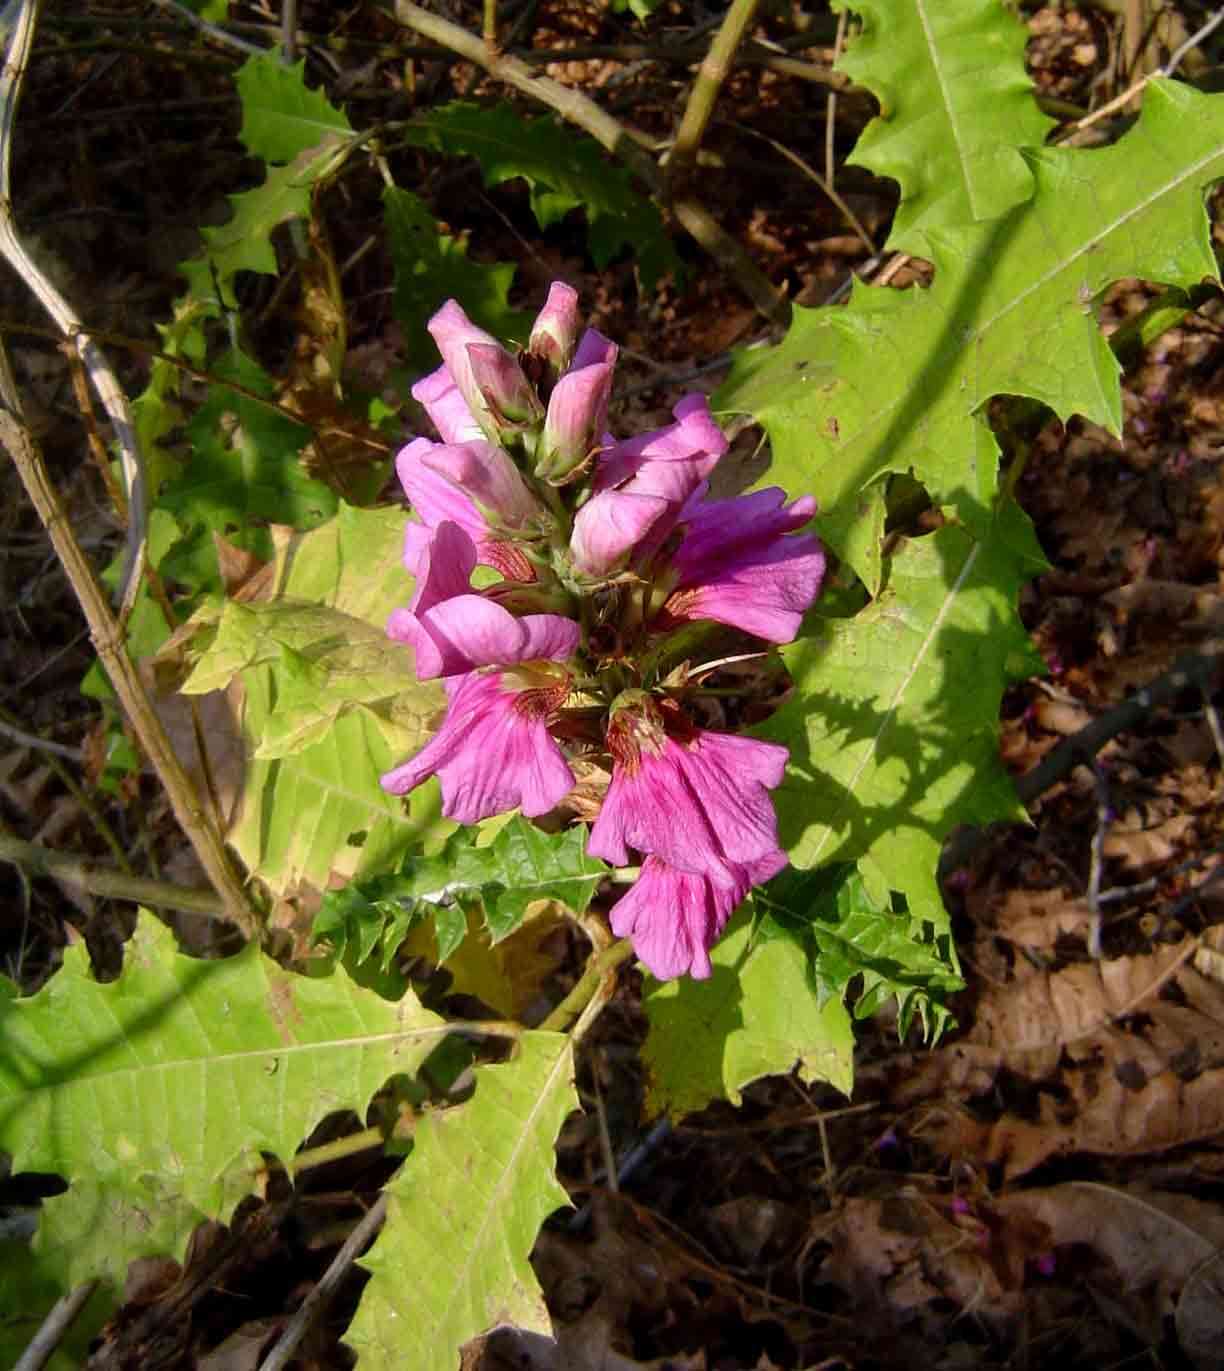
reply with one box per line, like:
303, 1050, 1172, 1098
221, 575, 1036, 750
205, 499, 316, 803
670, 0, 764, 177
13, 1281, 98, 1371
257, 1194, 388, 1371
1016, 645, 1224, 808
1086, 763, 1113, 959
280, 0, 297, 63
0, 406, 260, 936
0, 717, 82, 760
1056, 3, 1224, 140
152, 0, 265, 56
0, 830, 227, 917
0, 0, 147, 617
393, 0, 788, 325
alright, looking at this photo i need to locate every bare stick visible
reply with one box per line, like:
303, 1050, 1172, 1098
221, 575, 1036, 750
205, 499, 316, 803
0, 718, 82, 760
669, 0, 764, 176
1086, 764, 1113, 959
13, 1280, 98, 1371
0, 0, 146, 617
0, 405, 259, 936
1057, 3, 1224, 140
152, 0, 265, 57
394, 0, 788, 325
1016, 645, 1224, 808
257, 1194, 388, 1371
280, 0, 297, 63
0, 829, 227, 917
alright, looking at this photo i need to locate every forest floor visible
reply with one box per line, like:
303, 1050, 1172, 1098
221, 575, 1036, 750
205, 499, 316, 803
4, 1, 1224, 1368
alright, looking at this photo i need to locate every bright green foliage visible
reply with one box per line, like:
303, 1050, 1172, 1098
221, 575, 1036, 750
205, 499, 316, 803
159, 347, 337, 584
384, 186, 533, 370
314, 817, 608, 968
836, 0, 1054, 254
760, 519, 1044, 930
718, 79, 1224, 591
644, 908, 854, 1118
235, 53, 354, 164
751, 864, 963, 1039
177, 503, 451, 894
404, 103, 680, 288
346, 1032, 576, 1370
0, 915, 448, 1302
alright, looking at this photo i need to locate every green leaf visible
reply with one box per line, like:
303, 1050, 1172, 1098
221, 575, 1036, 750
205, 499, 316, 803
760, 519, 1043, 931
836, 0, 1054, 253
404, 103, 680, 289
383, 185, 532, 371
315, 818, 608, 960
717, 79, 1224, 589
235, 53, 353, 164
346, 1032, 576, 1370
643, 906, 855, 1118
179, 134, 352, 302
159, 347, 337, 581
0, 915, 448, 1302
751, 863, 961, 1039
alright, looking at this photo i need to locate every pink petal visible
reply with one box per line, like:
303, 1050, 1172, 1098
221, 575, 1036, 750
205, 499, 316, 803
529, 282, 581, 374
421, 440, 545, 529
411, 365, 484, 444
381, 671, 574, 822
570, 490, 671, 576
609, 857, 751, 980
396, 438, 486, 544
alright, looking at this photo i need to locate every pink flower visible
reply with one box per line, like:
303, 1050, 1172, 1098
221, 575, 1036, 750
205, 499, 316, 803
427, 300, 538, 443
388, 522, 577, 680
573, 395, 728, 573
396, 438, 539, 582
411, 366, 484, 445
535, 330, 617, 484
528, 281, 581, 377
609, 854, 780, 980
381, 668, 575, 822
588, 694, 788, 890
659, 488, 825, 643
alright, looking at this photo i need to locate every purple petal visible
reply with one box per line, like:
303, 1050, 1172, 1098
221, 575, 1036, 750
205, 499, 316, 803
570, 490, 670, 576
411, 365, 484, 444
609, 857, 751, 980
664, 488, 825, 643
572, 328, 617, 371
426, 300, 510, 441
588, 723, 787, 879
381, 671, 574, 822
405, 520, 477, 618
516, 614, 581, 663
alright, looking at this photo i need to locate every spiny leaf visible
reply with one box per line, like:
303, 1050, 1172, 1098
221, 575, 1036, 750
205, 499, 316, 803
836, 0, 1054, 252
759, 517, 1045, 930
179, 134, 353, 303
383, 185, 533, 371
717, 79, 1224, 590
0, 915, 449, 1299
403, 102, 680, 289
315, 818, 608, 958
235, 52, 353, 164
750, 863, 962, 1039
644, 906, 855, 1118
346, 1032, 576, 1370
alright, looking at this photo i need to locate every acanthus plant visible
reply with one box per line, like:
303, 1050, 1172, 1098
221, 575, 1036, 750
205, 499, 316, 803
381, 283, 825, 979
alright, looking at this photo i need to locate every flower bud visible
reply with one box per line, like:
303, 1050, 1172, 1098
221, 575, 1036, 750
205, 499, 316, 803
528, 281, 581, 377
420, 439, 548, 533
466, 343, 544, 432
535, 353, 615, 484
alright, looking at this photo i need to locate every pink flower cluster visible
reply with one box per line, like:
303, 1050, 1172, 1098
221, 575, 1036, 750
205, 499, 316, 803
382, 285, 825, 980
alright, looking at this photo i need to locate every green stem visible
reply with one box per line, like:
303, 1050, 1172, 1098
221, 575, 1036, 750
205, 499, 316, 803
290, 1125, 385, 1175
0, 828, 228, 917
670, 0, 763, 178
540, 938, 635, 1034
